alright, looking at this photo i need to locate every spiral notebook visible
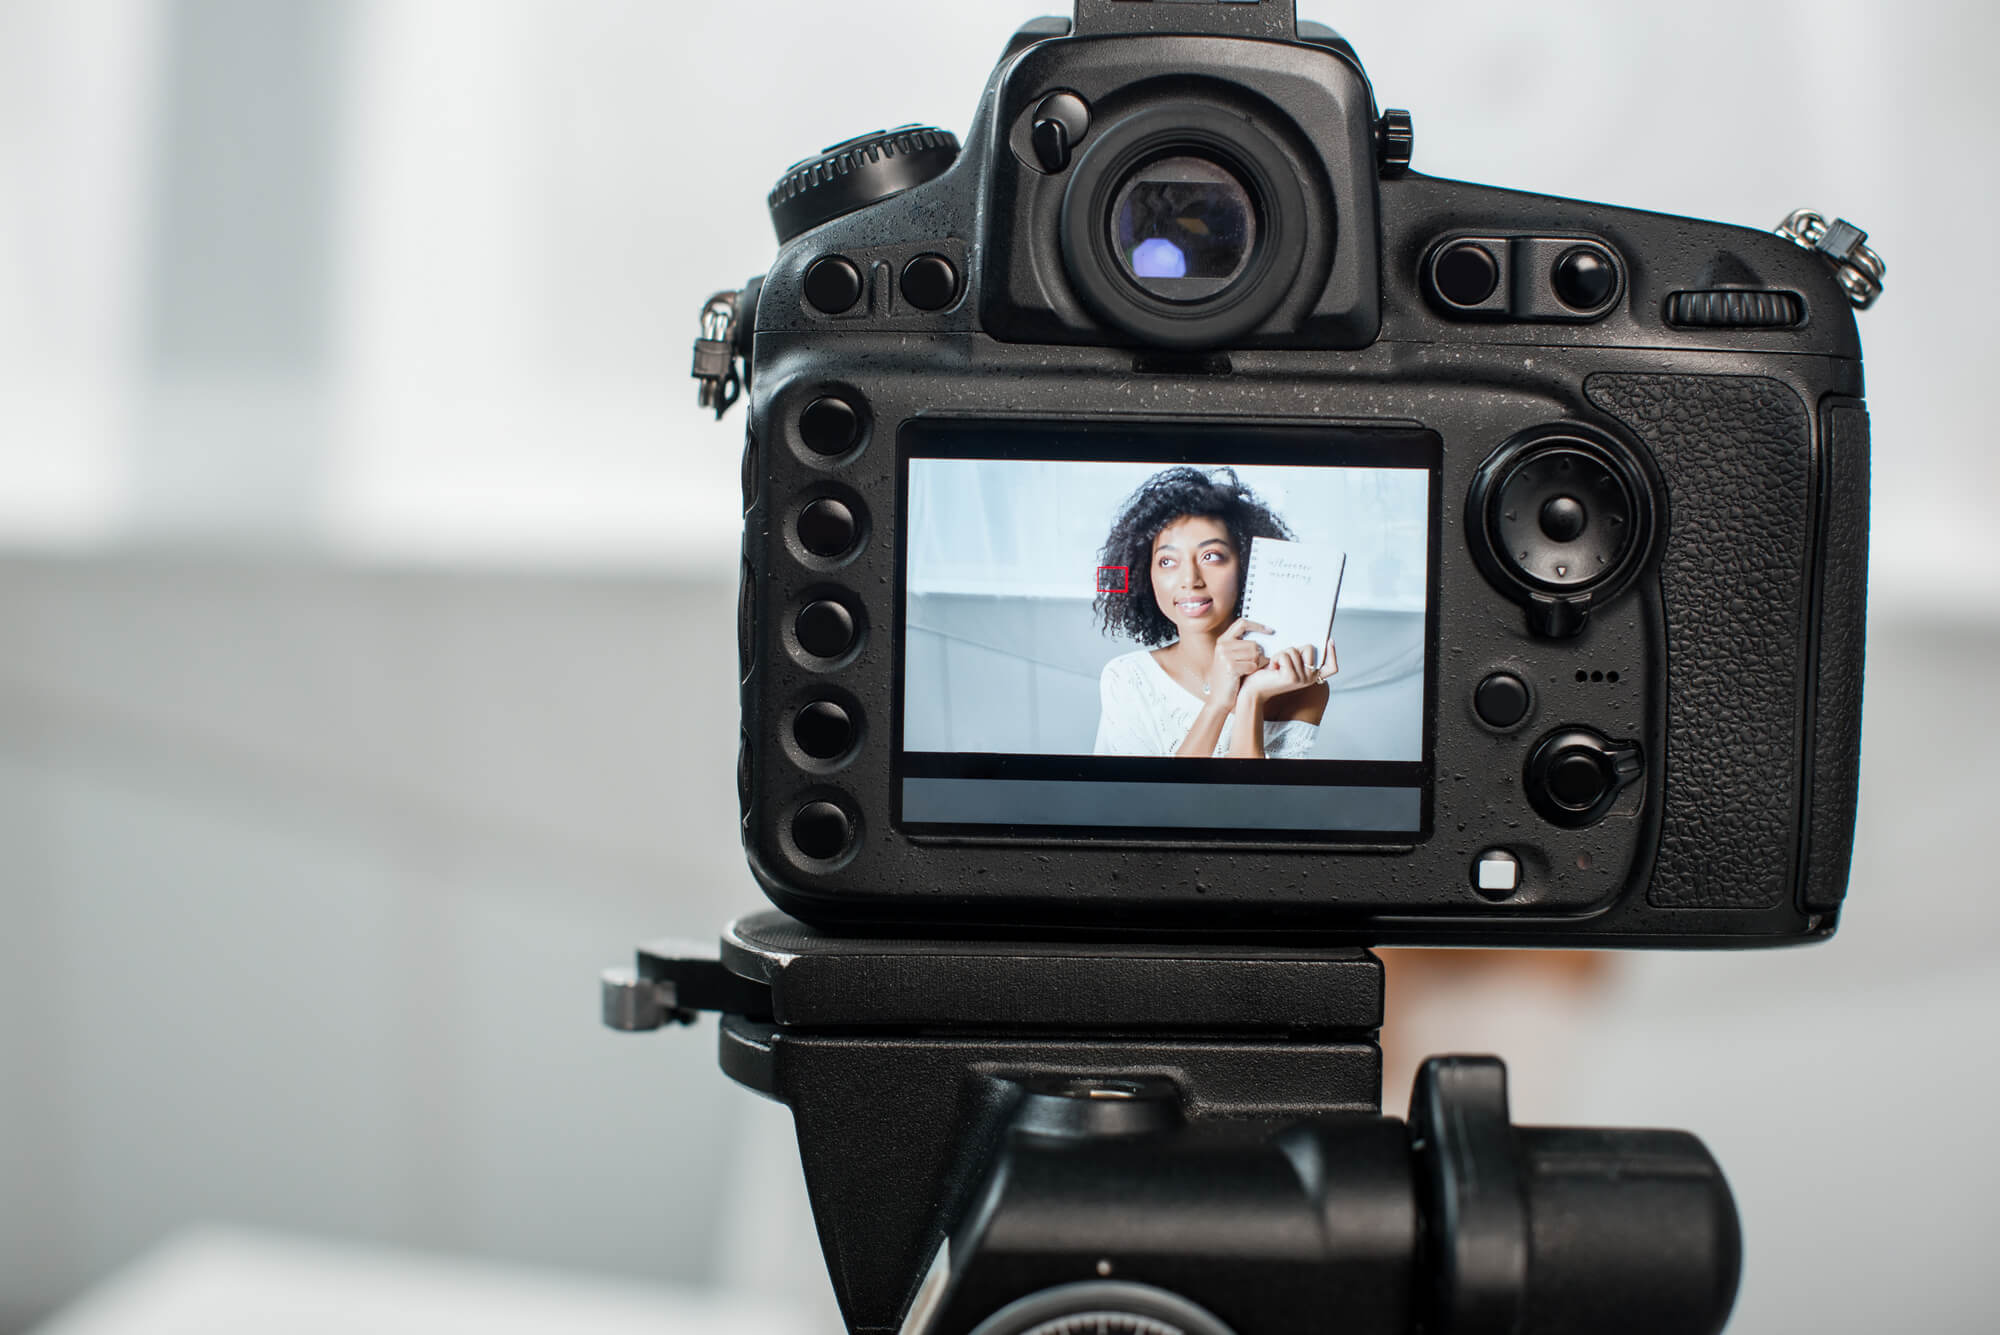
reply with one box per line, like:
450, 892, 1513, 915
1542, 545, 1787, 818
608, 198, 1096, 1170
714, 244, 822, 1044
1242, 537, 1347, 666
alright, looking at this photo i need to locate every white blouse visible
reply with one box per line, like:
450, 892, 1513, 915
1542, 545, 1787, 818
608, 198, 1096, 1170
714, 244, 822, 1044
1092, 649, 1320, 759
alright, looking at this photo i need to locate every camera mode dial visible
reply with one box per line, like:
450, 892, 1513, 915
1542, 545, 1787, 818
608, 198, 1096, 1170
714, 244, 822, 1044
768, 126, 960, 244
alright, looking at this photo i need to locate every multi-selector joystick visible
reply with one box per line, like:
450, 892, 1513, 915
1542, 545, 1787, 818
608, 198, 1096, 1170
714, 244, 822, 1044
1467, 425, 1656, 638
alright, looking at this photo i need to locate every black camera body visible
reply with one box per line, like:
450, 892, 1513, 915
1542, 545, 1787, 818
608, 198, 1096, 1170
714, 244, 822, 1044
730, 0, 1870, 946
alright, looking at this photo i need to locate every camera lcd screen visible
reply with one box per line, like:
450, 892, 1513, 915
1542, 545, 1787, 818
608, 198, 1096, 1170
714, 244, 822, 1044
896, 421, 1439, 841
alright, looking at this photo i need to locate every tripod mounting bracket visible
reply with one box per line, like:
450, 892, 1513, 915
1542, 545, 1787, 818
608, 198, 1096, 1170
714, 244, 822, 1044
606, 914, 1739, 1335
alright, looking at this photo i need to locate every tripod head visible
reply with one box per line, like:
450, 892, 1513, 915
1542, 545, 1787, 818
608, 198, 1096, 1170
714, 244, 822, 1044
606, 914, 1740, 1335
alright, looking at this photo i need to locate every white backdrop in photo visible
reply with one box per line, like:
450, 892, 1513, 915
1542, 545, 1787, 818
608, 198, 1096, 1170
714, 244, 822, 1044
904, 458, 1427, 758
907, 459, 1427, 607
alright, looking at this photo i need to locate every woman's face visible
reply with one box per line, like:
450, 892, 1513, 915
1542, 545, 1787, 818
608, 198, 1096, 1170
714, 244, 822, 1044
1150, 514, 1239, 638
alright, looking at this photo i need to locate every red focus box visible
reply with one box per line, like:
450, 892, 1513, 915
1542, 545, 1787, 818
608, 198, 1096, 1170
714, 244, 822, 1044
1096, 565, 1129, 593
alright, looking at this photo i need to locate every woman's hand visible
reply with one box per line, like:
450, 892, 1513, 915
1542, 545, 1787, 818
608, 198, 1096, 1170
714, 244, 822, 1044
1206, 619, 1271, 706
1243, 638, 1337, 702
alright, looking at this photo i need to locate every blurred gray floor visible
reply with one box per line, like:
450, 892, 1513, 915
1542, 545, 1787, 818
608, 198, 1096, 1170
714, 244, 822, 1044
0, 553, 1993, 1332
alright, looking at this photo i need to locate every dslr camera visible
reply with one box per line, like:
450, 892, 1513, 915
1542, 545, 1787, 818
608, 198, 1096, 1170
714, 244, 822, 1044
632, 3, 1885, 1332
706, 0, 1875, 945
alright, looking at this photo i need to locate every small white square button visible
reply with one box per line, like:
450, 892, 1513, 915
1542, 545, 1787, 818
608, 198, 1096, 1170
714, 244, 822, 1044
1475, 850, 1521, 895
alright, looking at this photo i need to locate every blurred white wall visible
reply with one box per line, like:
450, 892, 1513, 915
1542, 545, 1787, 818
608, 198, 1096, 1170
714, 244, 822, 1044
0, 2, 1995, 1332
3, 0, 1989, 590
0, 0, 159, 545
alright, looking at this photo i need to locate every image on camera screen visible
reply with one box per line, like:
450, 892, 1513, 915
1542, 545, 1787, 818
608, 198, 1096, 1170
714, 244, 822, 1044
897, 422, 1439, 839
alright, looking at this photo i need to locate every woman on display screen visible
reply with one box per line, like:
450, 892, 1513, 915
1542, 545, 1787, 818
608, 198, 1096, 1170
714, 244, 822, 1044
1091, 466, 1334, 758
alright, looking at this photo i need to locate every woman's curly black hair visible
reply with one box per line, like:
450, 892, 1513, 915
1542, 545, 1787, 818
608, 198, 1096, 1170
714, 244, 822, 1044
1094, 466, 1293, 647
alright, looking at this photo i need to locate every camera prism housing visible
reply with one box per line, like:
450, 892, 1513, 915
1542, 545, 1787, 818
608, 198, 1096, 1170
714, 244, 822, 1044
729, 0, 1870, 945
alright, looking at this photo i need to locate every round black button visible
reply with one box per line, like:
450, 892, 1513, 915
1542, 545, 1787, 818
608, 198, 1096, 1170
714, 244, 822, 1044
1552, 246, 1616, 310
799, 396, 862, 455
1434, 242, 1499, 306
791, 801, 851, 860
797, 498, 859, 557
900, 254, 959, 311
1474, 672, 1532, 729
793, 701, 855, 760
1539, 495, 1588, 543
1547, 750, 1611, 809
803, 256, 863, 314
795, 599, 857, 659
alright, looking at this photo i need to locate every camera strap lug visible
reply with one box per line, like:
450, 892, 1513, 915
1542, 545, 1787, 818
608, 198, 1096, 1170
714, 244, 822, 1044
1776, 209, 1885, 309
692, 289, 746, 419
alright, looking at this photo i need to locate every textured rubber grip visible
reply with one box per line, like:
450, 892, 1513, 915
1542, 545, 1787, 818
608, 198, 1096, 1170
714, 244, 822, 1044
1586, 374, 1811, 911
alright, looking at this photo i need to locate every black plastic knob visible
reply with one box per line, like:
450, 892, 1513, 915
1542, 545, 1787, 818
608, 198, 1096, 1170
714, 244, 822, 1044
799, 395, 863, 456
791, 801, 852, 860
803, 256, 863, 314
1548, 751, 1610, 808
1378, 109, 1414, 176
1433, 242, 1499, 307
1524, 728, 1643, 828
1552, 245, 1617, 311
797, 497, 860, 557
900, 254, 960, 311
793, 701, 856, 760
1539, 495, 1588, 543
768, 126, 960, 244
1474, 672, 1532, 729
1029, 91, 1091, 172
796, 599, 858, 659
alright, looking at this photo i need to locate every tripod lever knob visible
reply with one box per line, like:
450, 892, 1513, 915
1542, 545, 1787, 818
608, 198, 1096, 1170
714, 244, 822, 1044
1409, 1057, 1527, 1335
600, 968, 691, 1032
1408, 1055, 1742, 1335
